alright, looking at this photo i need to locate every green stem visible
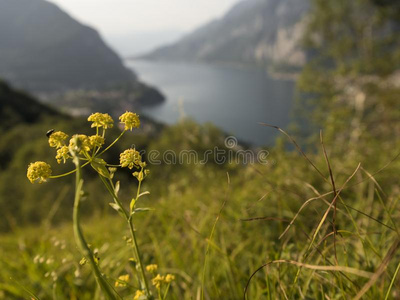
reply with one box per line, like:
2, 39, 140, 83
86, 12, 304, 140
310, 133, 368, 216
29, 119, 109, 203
162, 283, 171, 300
98, 130, 126, 156
128, 218, 151, 296
98, 175, 151, 298
50, 161, 90, 179
72, 156, 120, 299
384, 260, 400, 300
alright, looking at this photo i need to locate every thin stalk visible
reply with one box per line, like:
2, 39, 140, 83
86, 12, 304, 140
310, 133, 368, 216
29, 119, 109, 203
384, 260, 400, 300
162, 283, 172, 300
72, 156, 120, 299
98, 175, 151, 298
50, 161, 90, 178
98, 130, 126, 156
129, 218, 151, 296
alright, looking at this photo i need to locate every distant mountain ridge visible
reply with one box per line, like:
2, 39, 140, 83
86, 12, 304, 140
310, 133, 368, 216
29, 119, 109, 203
0, 79, 63, 129
141, 0, 309, 70
0, 0, 136, 92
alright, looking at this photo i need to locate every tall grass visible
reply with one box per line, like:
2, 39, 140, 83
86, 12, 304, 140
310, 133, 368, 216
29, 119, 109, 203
1, 120, 399, 299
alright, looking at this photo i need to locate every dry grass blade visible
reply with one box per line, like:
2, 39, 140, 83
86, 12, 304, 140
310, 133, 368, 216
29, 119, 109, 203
320, 131, 339, 263
354, 238, 400, 300
259, 123, 328, 182
244, 259, 374, 299
307, 163, 361, 252
240, 217, 290, 222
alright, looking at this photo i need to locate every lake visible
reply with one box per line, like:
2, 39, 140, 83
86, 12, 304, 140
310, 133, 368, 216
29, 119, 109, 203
127, 60, 295, 146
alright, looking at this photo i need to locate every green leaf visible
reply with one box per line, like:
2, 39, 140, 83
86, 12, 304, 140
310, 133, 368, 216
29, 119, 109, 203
129, 198, 136, 213
131, 207, 154, 216
91, 158, 110, 178
115, 181, 120, 196
137, 191, 150, 199
109, 203, 125, 218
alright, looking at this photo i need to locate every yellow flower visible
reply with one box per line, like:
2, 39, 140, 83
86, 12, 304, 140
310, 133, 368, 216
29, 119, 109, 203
115, 274, 130, 287
48, 131, 68, 148
89, 135, 105, 148
146, 264, 158, 273
151, 274, 165, 289
69, 134, 92, 153
119, 111, 140, 131
88, 112, 114, 129
120, 149, 141, 169
133, 290, 145, 300
27, 161, 52, 183
165, 274, 175, 283
55, 146, 71, 164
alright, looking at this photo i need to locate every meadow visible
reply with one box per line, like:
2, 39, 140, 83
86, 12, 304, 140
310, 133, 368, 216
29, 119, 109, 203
1, 115, 399, 299
1, 1, 399, 298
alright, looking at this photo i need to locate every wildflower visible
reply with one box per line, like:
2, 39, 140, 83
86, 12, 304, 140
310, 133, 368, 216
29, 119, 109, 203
146, 264, 158, 273
48, 131, 68, 148
69, 134, 92, 153
133, 290, 145, 300
115, 274, 130, 287
119, 111, 140, 131
152, 274, 165, 289
89, 135, 105, 148
27, 161, 52, 183
55, 146, 71, 164
165, 274, 175, 283
120, 149, 141, 169
88, 112, 114, 129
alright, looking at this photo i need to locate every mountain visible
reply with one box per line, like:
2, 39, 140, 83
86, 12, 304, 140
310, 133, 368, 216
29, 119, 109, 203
0, 79, 64, 130
141, 0, 309, 70
0, 0, 162, 106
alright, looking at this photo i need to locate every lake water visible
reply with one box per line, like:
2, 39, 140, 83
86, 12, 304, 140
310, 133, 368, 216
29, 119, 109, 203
127, 60, 295, 146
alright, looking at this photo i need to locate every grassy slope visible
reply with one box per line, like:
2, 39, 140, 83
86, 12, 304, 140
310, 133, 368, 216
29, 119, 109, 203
1, 140, 399, 299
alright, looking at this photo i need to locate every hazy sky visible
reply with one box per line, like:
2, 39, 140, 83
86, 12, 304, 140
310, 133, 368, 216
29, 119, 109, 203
47, 0, 241, 36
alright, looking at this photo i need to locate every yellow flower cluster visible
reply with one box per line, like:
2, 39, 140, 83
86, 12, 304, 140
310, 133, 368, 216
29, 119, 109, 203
89, 135, 105, 148
48, 131, 68, 148
27, 161, 52, 183
69, 134, 92, 153
120, 148, 142, 169
56, 146, 71, 164
151, 273, 175, 289
146, 264, 158, 273
88, 112, 114, 129
115, 274, 130, 287
119, 111, 140, 131
133, 290, 145, 300
165, 274, 175, 283
151, 274, 164, 289
28, 111, 143, 184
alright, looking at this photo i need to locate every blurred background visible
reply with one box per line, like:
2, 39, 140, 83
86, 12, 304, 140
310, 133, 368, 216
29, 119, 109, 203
0, 0, 399, 298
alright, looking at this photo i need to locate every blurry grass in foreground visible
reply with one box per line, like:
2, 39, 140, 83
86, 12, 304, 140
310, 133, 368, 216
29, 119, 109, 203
0, 124, 400, 299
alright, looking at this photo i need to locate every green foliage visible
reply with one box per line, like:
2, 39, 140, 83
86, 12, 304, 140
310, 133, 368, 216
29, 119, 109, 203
297, 0, 400, 153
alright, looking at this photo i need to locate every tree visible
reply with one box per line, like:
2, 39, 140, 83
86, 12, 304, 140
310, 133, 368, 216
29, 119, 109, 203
297, 0, 400, 157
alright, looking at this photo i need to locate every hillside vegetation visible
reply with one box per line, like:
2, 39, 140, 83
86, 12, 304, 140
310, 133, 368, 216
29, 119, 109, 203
0, 0, 399, 299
